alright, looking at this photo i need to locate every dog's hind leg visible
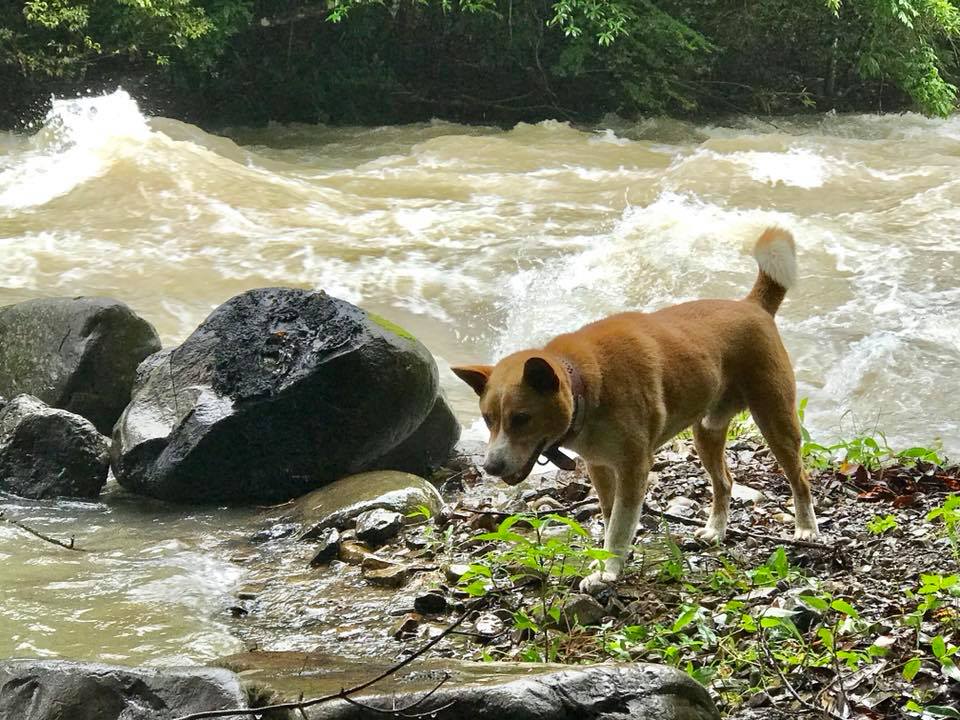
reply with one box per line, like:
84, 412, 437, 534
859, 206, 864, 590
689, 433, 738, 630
580, 451, 652, 593
692, 417, 735, 543
748, 393, 819, 541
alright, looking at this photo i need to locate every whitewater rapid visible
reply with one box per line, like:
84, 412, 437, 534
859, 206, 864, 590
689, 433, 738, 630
1, 90, 958, 455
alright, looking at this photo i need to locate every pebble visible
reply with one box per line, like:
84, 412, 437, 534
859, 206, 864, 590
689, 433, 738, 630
414, 592, 448, 615
338, 540, 377, 565
362, 563, 409, 588
444, 563, 472, 583
665, 496, 699, 517
355, 508, 404, 546
391, 613, 421, 639
557, 593, 606, 628
308, 527, 340, 567
474, 612, 504, 639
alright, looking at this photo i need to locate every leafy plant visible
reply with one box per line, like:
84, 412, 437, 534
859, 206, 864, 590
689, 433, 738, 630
867, 514, 899, 535
927, 494, 960, 559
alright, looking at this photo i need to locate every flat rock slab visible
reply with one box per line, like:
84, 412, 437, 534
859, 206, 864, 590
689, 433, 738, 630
219, 651, 719, 720
0, 659, 248, 720
290, 470, 444, 539
0, 394, 110, 499
0, 297, 161, 434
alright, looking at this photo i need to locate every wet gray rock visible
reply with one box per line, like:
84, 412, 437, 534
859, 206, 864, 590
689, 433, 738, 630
293, 470, 444, 539
557, 593, 607, 628
361, 562, 409, 587
308, 527, 341, 567
370, 394, 460, 476
111, 288, 439, 504
414, 591, 448, 615
0, 395, 110, 499
309, 663, 719, 720
0, 297, 161, 434
0, 659, 247, 720
354, 508, 403, 546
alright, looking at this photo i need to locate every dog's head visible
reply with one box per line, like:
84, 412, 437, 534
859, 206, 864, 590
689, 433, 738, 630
452, 352, 573, 485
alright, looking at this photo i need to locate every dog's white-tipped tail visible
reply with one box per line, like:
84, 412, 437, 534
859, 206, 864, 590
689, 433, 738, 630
746, 227, 797, 315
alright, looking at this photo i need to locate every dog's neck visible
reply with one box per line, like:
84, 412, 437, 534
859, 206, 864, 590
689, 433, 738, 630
541, 358, 586, 471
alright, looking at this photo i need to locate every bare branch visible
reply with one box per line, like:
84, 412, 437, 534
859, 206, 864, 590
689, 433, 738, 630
0, 511, 86, 552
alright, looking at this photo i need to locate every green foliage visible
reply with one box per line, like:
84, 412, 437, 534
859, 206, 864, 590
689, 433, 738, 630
457, 512, 615, 661
866, 513, 899, 535
927, 494, 960, 559
797, 397, 946, 470
1, 0, 251, 78
3, 0, 959, 125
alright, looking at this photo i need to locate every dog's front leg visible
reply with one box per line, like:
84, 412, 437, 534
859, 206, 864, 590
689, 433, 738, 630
579, 453, 652, 594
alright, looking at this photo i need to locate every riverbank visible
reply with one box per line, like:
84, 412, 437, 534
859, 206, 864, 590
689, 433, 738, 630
3, 425, 957, 718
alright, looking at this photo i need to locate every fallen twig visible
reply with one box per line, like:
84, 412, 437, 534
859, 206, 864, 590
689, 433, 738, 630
461, 498, 597, 519
642, 503, 834, 551
172, 601, 485, 720
0, 511, 86, 552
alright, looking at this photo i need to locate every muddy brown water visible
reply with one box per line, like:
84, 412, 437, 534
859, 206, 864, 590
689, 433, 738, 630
0, 90, 958, 667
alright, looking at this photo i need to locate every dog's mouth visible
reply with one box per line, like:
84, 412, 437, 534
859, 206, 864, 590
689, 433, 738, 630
499, 443, 547, 486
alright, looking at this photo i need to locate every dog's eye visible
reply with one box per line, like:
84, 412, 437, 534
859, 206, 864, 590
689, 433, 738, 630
510, 412, 531, 429
482, 413, 493, 428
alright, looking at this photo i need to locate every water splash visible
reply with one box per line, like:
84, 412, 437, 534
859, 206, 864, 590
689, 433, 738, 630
0, 90, 152, 210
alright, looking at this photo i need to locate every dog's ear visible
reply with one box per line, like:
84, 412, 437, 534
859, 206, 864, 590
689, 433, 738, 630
523, 356, 559, 394
451, 365, 493, 396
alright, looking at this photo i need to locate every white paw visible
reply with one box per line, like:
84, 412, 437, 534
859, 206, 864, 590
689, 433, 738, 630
579, 570, 619, 594
694, 523, 726, 544
794, 524, 819, 541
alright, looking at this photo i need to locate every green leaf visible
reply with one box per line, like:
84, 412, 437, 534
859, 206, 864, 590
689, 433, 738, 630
924, 706, 960, 718
799, 594, 830, 612
830, 599, 859, 618
932, 635, 947, 658
903, 656, 921, 681
672, 606, 699, 633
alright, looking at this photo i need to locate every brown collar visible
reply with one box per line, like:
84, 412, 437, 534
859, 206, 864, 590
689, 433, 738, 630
540, 358, 586, 471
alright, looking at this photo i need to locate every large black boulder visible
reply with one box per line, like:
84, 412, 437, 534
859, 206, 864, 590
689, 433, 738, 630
111, 288, 442, 504
0, 659, 247, 720
370, 393, 460, 476
0, 394, 110, 499
0, 297, 161, 434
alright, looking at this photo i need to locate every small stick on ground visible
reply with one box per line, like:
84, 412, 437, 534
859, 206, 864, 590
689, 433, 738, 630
0, 511, 86, 552
642, 503, 834, 551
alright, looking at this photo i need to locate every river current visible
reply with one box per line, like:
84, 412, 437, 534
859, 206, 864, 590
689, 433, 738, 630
0, 90, 957, 665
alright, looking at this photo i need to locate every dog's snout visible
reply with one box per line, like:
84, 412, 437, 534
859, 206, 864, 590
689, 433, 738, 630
483, 458, 506, 476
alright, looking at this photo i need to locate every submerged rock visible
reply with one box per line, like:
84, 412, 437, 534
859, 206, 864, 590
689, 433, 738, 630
0, 659, 247, 720
0, 297, 161, 434
293, 470, 444, 538
0, 394, 110, 499
111, 288, 440, 504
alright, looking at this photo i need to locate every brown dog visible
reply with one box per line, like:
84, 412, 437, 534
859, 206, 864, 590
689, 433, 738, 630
453, 227, 818, 592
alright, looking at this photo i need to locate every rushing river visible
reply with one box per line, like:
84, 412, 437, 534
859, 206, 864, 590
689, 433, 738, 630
0, 90, 958, 666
